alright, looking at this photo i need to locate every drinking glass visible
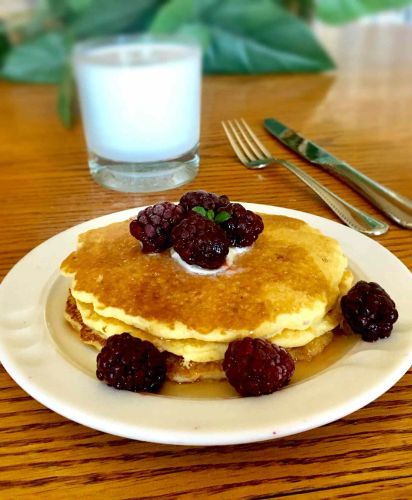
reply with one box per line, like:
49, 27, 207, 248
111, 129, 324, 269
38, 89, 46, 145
73, 34, 202, 192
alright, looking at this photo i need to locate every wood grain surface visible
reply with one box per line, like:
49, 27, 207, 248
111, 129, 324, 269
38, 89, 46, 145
0, 24, 411, 499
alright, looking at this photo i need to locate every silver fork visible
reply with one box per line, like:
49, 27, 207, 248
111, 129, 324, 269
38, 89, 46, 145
222, 119, 389, 236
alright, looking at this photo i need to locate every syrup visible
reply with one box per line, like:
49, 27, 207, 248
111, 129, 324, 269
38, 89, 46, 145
160, 333, 358, 399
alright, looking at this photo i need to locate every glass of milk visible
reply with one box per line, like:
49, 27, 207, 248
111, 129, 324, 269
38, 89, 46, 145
72, 35, 202, 192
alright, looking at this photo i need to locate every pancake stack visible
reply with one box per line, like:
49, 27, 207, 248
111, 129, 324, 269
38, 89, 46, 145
61, 213, 353, 382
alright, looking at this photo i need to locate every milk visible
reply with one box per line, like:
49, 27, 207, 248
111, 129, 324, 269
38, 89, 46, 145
73, 39, 202, 163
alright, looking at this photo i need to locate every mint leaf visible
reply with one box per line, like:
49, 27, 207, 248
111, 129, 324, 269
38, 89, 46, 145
206, 209, 215, 221
215, 211, 231, 224
192, 206, 207, 217
192, 206, 231, 223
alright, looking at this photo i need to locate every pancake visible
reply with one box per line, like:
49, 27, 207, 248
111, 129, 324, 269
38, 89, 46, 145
71, 268, 352, 363
65, 293, 337, 383
61, 214, 348, 342
61, 212, 352, 383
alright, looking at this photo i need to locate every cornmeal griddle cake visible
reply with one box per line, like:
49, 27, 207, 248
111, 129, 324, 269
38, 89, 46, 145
61, 214, 353, 382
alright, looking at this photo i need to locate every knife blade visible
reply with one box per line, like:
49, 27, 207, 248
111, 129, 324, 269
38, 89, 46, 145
264, 118, 412, 229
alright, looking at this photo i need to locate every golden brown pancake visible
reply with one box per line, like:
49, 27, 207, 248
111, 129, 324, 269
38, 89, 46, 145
61, 212, 351, 383
71, 268, 351, 363
65, 293, 335, 383
61, 214, 348, 342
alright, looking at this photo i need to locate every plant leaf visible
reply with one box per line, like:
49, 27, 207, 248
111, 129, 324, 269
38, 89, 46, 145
206, 209, 215, 220
47, 0, 70, 19
69, 0, 162, 38
150, 0, 334, 73
192, 206, 207, 217
0, 31, 67, 83
204, 0, 334, 73
316, 0, 412, 24
281, 0, 315, 22
150, 0, 194, 33
57, 63, 76, 128
0, 24, 10, 66
151, 0, 211, 49
176, 23, 211, 50
66, 0, 95, 13
214, 211, 231, 223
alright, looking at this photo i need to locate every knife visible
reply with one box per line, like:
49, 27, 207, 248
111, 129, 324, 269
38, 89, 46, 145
264, 118, 412, 229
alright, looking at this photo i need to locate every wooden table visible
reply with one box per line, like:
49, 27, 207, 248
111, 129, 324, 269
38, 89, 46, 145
1, 25, 411, 498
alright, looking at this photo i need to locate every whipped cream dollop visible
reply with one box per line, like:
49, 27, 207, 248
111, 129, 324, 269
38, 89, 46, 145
170, 246, 250, 275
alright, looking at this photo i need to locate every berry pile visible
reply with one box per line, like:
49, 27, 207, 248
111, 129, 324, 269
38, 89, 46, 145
341, 281, 398, 342
96, 333, 166, 392
223, 337, 295, 396
129, 190, 264, 269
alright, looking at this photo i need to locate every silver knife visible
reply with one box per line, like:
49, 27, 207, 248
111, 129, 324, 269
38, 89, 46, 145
264, 118, 412, 229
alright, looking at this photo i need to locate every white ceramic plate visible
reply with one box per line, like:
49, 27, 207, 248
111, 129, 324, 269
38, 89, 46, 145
0, 204, 411, 446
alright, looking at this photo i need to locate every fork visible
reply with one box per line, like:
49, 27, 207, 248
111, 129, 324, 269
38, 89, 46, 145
222, 119, 389, 236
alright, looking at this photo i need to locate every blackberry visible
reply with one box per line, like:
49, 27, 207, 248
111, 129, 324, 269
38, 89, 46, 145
223, 337, 295, 397
341, 281, 398, 342
96, 333, 166, 392
218, 203, 263, 247
179, 190, 230, 213
172, 213, 229, 269
129, 202, 184, 253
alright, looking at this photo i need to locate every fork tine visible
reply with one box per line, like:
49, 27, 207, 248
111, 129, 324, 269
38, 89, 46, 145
227, 120, 258, 161
240, 118, 272, 158
222, 120, 257, 164
222, 121, 249, 165
234, 119, 264, 159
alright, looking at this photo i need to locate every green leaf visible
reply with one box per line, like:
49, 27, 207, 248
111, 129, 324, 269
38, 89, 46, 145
0, 31, 68, 83
214, 211, 231, 223
150, 0, 334, 73
47, 0, 70, 19
192, 206, 207, 217
176, 23, 211, 50
0, 24, 11, 66
206, 209, 215, 220
66, 0, 94, 13
316, 0, 412, 24
69, 0, 161, 38
150, 0, 193, 33
57, 63, 76, 128
205, 0, 334, 73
